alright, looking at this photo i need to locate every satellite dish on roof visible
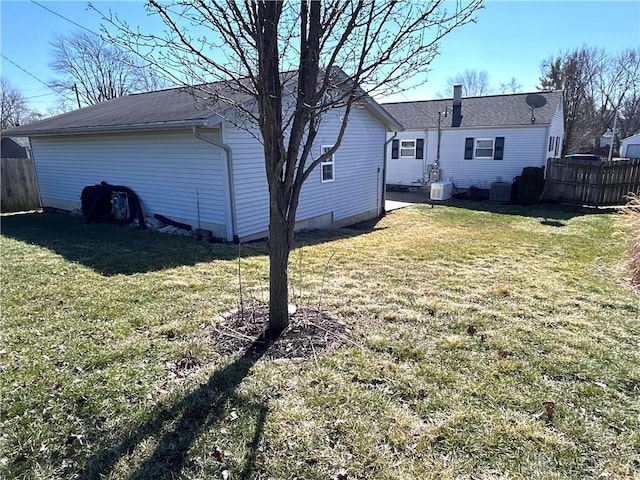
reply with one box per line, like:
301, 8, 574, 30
526, 94, 547, 124
526, 94, 547, 109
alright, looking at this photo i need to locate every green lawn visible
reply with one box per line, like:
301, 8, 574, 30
1, 203, 638, 480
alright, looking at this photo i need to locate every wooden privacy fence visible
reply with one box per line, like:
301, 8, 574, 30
543, 157, 640, 206
1, 157, 40, 212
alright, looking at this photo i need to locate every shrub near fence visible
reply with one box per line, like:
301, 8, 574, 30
544, 157, 640, 206
1, 157, 41, 212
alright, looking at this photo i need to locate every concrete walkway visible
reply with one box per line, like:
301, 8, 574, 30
385, 190, 431, 211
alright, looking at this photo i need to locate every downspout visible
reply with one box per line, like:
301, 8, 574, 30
436, 107, 448, 177
382, 132, 399, 216
192, 126, 238, 242
28, 137, 44, 209
436, 111, 442, 171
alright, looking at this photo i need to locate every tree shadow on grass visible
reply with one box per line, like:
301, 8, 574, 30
443, 199, 615, 222
1, 212, 384, 276
398, 199, 611, 226
78, 335, 274, 480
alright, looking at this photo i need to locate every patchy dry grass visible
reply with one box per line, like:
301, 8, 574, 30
1, 202, 638, 480
620, 193, 640, 290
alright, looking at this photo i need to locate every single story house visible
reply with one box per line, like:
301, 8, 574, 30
3, 81, 401, 242
382, 87, 564, 189
621, 133, 640, 158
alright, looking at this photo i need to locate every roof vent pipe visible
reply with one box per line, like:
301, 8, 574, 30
452, 84, 463, 127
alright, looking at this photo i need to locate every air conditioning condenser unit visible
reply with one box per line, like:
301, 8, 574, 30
430, 181, 453, 201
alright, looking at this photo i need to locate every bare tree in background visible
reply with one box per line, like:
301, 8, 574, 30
540, 49, 597, 156
98, 0, 483, 333
1, 77, 42, 130
49, 31, 167, 107
498, 77, 522, 94
589, 48, 640, 146
438, 69, 491, 97
540, 47, 640, 156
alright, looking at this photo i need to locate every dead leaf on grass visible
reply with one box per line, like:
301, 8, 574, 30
543, 401, 555, 423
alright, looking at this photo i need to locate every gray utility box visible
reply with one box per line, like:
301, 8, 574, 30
490, 182, 512, 203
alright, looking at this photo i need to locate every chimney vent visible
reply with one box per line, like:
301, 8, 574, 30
452, 84, 463, 127
453, 85, 462, 105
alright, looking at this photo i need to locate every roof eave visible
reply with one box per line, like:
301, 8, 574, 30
362, 97, 404, 132
1, 118, 211, 137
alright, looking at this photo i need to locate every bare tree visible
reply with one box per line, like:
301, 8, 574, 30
619, 92, 640, 142
498, 77, 522, 94
590, 48, 640, 148
540, 49, 598, 155
438, 69, 491, 97
49, 31, 167, 107
540, 47, 640, 155
0, 78, 41, 130
98, 0, 483, 333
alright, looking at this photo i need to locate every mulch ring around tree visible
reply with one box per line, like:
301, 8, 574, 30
207, 305, 351, 362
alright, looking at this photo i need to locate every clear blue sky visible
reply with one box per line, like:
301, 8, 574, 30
1, 0, 639, 115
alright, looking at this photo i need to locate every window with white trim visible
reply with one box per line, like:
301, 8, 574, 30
400, 140, 416, 158
554, 136, 560, 157
475, 138, 495, 158
320, 145, 334, 183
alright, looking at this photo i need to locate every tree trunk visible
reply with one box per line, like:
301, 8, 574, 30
268, 195, 292, 334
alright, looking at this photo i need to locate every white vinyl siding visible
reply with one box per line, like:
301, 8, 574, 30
431, 126, 549, 188
30, 129, 230, 236
222, 122, 270, 239
386, 131, 426, 185
546, 102, 564, 159
225, 105, 386, 239
298, 105, 384, 223
226, 105, 385, 240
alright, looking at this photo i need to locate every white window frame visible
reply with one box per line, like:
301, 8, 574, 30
320, 145, 335, 183
475, 138, 495, 158
554, 136, 560, 157
400, 140, 416, 158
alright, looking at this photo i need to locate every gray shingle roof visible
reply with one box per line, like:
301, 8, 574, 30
2, 85, 250, 136
382, 90, 563, 130
3, 70, 402, 136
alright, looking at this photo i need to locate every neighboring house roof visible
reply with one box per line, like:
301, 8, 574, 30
382, 90, 563, 130
1, 137, 29, 158
2, 74, 402, 137
621, 132, 640, 141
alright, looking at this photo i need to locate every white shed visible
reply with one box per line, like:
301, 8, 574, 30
3, 82, 401, 242
621, 133, 640, 158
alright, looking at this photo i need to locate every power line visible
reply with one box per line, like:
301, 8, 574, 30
24, 92, 58, 100
1, 54, 50, 89
30, 0, 101, 37
0, 54, 74, 103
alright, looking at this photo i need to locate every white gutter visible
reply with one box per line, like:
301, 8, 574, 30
4, 119, 207, 137
192, 126, 238, 242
